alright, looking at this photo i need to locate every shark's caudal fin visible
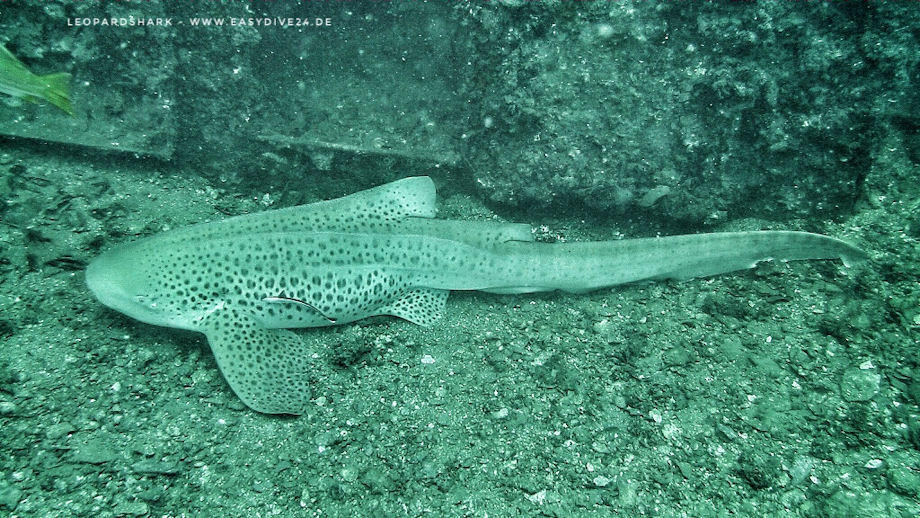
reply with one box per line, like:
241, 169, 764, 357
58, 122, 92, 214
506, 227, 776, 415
491, 230, 867, 293
200, 306, 319, 414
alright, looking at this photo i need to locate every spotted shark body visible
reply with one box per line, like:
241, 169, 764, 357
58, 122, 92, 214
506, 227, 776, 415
86, 176, 865, 414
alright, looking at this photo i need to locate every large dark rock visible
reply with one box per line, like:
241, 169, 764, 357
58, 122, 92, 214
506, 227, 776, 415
454, 2, 917, 223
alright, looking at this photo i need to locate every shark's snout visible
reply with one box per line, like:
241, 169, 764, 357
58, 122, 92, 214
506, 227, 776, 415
86, 243, 193, 329
86, 249, 128, 311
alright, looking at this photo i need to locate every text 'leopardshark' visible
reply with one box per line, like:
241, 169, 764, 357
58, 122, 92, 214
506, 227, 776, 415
86, 177, 866, 414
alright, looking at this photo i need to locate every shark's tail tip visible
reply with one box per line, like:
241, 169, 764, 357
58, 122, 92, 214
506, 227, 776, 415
836, 238, 869, 268
841, 249, 869, 268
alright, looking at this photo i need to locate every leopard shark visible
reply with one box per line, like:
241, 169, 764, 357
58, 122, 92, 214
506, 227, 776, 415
86, 176, 866, 414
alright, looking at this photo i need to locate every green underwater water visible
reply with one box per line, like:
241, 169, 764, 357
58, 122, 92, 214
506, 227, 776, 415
1, 1, 919, 517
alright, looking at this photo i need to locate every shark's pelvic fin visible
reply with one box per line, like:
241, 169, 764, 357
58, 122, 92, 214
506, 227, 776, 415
378, 288, 449, 327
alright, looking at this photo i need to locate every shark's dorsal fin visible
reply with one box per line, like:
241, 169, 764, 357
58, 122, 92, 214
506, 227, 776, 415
168, 176, 438, 242
242, 175, 437, 229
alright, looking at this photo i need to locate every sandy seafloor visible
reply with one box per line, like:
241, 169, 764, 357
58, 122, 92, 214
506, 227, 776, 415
0, 138, 918, 517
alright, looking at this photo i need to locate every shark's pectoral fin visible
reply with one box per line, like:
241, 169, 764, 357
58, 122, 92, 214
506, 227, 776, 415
378, 288, 449, 327
199, 306, 316, 415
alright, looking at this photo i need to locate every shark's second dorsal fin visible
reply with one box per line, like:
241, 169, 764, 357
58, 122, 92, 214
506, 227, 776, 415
398, 219, 534, 248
